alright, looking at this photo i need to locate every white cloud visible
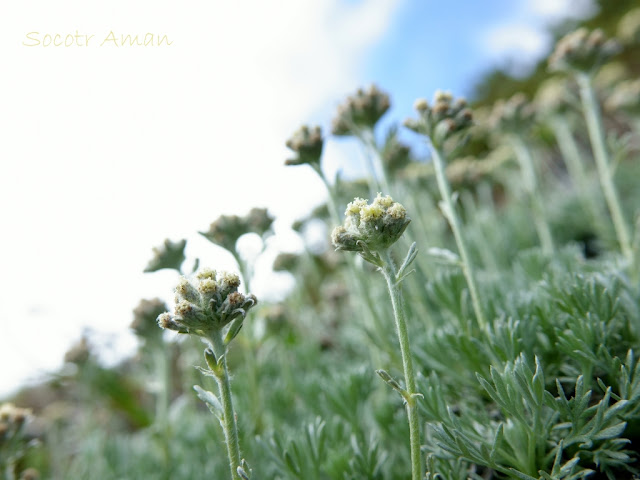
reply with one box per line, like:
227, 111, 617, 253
526, 0, 597, 22
479, 0, 596, 75
483, 23, 550, 62
0, 0, 402, 396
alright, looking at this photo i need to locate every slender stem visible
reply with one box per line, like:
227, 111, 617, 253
509, 136, 555, 256
380, 249, 422, 480
210, 330, 242, 480
231, 253, 263, 434
313, 165, 342, 225
232, 251, 252, 293
577, 73, 633, 262
358, 128, 392, 196
315, 166, 391, 357
155, 346, 172, 476
551, 117, 604, 232
429, 145, 487, 331
632, 215, 640, 285
154, 345, 171, 422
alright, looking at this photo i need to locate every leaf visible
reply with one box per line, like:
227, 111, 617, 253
224, 317, 245, 345
506, 468, 538, 480
427, 247, 460, 264
490, 423, 504, 462
592, 421, 626, 441
193, 385, 223, 420
396, 242, 418, 282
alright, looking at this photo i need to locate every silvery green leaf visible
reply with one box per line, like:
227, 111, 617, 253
193, 385, 223, 420
427, 247, 460, 264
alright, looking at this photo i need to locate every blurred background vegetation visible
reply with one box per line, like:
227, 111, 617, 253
3, 2, 640, 479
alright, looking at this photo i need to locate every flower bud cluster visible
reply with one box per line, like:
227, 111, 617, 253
381, 132, 411, 174
201, 208, 274, 253
131, 298, 168, 341
0, 403, 31, 444
618, 8, 640, 44
331, 85, 391, 136
404, 91, 472, 147
535, 79, 574, 117
245, 208, 274, 237
605, 79, 640, 116
272, 252, 300, 272
285, 125, 323, 167
331, 193, 410, 258
157, 269, 257, 338
548, 28, 620, 74
64, 337, 91, 365
144, 239, 186, 273
489, 93, 536, 133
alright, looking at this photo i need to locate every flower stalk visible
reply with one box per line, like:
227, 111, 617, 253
548, 28, 631, 262
577, 73, 633, 262
208, 330, 242, 478
404, 91, 486, 331
430, 145, 487, 331
508, 136, 555, 256
379, 249, 422, 480
331, 194, 422, 480
549, 116, 602, 228
158, 270, 258, 480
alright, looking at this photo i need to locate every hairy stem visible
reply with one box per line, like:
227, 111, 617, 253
155, 346, 172, 476
380, 249, 422, 480
210, 330, 242, 480
509, 136, 555, 256
577, 73, 633, 262
430, 145, 487, 331
358, 128, 392, 196
551, 117, 603, 227
315, 166, 392, 358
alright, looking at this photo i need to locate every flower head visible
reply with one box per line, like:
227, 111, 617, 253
404, 91, 472, 147
332, 85, 390, 136
618, 7, 640, 44
604, 79, 640, 116
285, 125, 323, 167
246, 207, 274, 237
534, 78, 575, 117
489, 93, 536, 134
158, 269, 257, 338
548, 28, 620, 75
332, 194, 410, 264
64, 336, 91, 365
381, 128, 412, 174
200, 215, 249, 253
200, 209, 273, 253
144, 239, 186, 273
131, 298, 168, 341
0, 403, 31, 442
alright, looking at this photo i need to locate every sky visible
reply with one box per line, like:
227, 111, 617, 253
0, 0, 596, 397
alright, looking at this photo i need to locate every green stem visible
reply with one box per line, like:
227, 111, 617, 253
429, 145, 487, 331
313, 165, 342, 225
232, 252, 252, 293
155, 346, 172, 476
315, 166, 391, 357
632, 216, 640, 285
358, 128, 392, 196
209, 330, 242, 480
231, 253, 263, 434
551, 117, 603, 228
380, 249, 422, 480
577, 73, 633, 262
509, 136, 555, 256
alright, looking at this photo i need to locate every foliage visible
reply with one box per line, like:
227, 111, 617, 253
3, 4, 640, 480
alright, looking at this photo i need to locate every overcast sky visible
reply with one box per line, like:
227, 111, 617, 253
0, 0, 595, 397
